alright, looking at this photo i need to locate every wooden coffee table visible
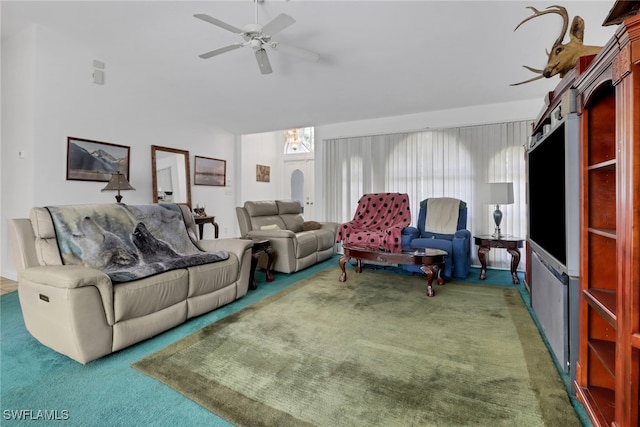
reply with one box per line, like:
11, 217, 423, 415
338, 246, 447, 297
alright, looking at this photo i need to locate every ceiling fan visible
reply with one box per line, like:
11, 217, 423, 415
194, 1, 320, 75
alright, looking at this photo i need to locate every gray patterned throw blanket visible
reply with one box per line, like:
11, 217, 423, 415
47, 203, 229, 283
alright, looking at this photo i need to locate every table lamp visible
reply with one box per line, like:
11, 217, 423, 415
102, 172, 135, 203
488, 182, 514, 238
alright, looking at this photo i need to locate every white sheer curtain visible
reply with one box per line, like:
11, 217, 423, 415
323, 120, 531, 270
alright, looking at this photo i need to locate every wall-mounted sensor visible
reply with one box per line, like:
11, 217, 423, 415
92, 59, 105, 84
92, 69, 104, 85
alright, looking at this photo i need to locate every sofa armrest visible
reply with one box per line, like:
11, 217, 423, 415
451, 231, 472, 278
235, 207, 252, 237
20, 265, 115, 326
9, 218, 40, 272
402, 226, 419, 236
319, 222, 339, 232
454, 229, 471, 240
21, 265, 110, 289
198, 239, 252, 291
197, 238, 252, 258
401, 226, 420, 248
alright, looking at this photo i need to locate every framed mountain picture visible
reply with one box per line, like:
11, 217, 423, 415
66, 137, 130, 182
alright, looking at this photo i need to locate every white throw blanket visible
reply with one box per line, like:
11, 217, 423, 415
424, 198, 460, 234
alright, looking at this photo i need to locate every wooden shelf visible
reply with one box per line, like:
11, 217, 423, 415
575, 385, 616, 427
588, 339, 616, 378
632, 333, 640, 350
575, 14, 640, 427
587, 228, 616, 239
587, 159, 616, 170
584, 289, 617, 325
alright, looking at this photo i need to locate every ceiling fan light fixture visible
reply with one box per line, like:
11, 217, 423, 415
244, 23, 262, 34
194, 5, 318, 75
250, 39, 262, 50
255, 48, 272, 74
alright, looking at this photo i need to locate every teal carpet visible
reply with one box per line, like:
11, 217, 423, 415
0, 258, 589, 426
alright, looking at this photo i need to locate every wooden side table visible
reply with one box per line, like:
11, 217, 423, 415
249, 239, 275, 290
194, 216, 219, 239
473, 235, 524, 284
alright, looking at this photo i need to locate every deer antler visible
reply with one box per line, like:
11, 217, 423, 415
515, 5, 569, 49
511, 5, 568, 86
511, 5, 601, 86
512, 66, 545, 86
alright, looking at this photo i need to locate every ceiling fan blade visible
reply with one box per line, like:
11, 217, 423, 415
194, 14, 243, 34
272, 42, 320, 62
255, 49, 273, 74
198, 43, 244, 59
261, 13, 295, 36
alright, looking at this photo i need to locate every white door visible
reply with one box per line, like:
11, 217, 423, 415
284, 158, 315, 220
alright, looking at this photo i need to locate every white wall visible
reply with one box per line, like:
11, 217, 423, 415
1, 26, 38, 281
239, 131, 285, 203
1, 25, 238, 280
1, 26, 37, 207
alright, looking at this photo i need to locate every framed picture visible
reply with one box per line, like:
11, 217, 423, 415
194, 155, 226, 186
256, 164, 270, 182
66, 137, 130, 182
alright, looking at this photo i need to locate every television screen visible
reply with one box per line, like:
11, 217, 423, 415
528, 123, 567, 266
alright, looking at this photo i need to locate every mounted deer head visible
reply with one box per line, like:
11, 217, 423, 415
511, 5, 602, 86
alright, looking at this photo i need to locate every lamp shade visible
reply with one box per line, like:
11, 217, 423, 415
102, 172, 134, 191
101, 172, 134, 203
488, 182, 514, 205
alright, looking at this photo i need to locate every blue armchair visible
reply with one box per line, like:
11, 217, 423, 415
401, 197, 471, 278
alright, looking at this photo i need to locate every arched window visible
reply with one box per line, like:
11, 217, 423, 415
284, 127, 314, 154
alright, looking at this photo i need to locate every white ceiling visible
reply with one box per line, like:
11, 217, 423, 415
1, 1, 619, 135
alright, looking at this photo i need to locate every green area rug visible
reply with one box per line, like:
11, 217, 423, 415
133, 267, 580, 426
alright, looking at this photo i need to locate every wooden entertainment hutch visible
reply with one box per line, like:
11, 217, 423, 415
573, 16, 640, 427
527, 14, 640, 427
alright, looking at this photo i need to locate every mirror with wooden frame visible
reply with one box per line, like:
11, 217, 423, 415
151, 145, 191, 208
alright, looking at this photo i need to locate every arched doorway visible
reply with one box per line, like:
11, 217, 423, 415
284, 159, 315, 219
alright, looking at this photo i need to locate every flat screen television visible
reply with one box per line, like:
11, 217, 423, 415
527, 123, 567, 268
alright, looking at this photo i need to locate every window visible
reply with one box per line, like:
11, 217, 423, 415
323, 121, 530, 270
284, 127, 314, 154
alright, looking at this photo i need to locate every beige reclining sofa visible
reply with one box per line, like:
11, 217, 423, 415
236, 200, 338, 273
8, 203, 252, 364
